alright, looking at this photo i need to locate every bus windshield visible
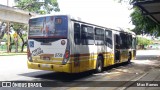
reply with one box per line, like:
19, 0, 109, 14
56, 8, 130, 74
29, 16, 68, 38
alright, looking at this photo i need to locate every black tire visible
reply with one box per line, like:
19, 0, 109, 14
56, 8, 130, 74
128, 52, 131, 63
95, 56, 103, 73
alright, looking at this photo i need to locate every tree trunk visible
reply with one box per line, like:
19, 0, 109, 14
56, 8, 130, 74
8, 34, 12, 52
20, 36, 24, 52
15, 39, 18, 53
18, 31, 25, 52
21, 41, 27, 52
9, 35, 12, 52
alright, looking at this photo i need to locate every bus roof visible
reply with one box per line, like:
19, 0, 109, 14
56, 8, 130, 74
71, 19, 135, 35
30, 14, 69, 19
30, 14, 82, 21
30, 14, 136, 36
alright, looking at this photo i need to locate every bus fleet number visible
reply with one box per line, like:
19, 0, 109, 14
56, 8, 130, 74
55, 53, 63, 57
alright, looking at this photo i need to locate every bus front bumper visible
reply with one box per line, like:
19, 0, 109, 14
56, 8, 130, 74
27, 61, 71, 73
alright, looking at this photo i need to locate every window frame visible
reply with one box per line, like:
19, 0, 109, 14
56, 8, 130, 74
95, 28, 104, 45
81, 24, 94, 45
74, 23, 81, 45
105, 29, 113, 48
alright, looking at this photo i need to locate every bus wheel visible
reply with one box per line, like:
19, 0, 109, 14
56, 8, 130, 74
95, 56, 103, 73
128, 52, 131, 63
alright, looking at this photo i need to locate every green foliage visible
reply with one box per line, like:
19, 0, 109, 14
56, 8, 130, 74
131, 7, 160, 36
11, 23, 27, 42
115, 0, 160, 37
12, 23, 27, 31
14, 0, 60, 14
13, 0, 60, 52
2, 34, 8, 42
115, 0, 147, 3
137, 36, 153, 46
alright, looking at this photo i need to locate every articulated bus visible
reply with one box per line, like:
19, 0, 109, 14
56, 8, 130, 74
27, 15, 136, 73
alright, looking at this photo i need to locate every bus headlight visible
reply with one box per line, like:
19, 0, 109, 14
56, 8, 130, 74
28, 56, 33, 62
62, 58, 68, 64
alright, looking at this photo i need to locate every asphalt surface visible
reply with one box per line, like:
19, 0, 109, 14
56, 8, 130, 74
0, 50, 160, 90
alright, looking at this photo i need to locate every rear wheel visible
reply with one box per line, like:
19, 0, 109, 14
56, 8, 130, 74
95, 56, 103, 73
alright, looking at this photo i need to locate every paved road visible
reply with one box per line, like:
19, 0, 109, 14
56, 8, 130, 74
0, 50, 160, 90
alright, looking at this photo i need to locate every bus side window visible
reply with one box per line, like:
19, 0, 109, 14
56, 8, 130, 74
105, 30, 113, 48
127, 35, 132, 49
115, 34, 120, 49
124, 34, 128, 49
74, 23, 81, 45
81, 25, 94, 45
95, 28, 104, 45
132, 38, 136, 49
129, 35, 132, 48
120, 33, 128, 49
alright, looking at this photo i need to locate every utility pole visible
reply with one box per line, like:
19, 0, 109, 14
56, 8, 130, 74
7, 22, 10, 53
7, 0, 10, 53
7, 0, 9, 6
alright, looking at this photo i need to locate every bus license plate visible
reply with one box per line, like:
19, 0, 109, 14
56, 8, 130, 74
41, 64, 50, 68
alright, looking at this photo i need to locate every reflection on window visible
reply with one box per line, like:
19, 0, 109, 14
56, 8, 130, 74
105, 30, 112, 48
74, 23, 80, 45
132, 38, 136, 49
128, 35, 132, 48
120, 33, 131, 49
81, 25, 94, 45
95, 28, 104, 45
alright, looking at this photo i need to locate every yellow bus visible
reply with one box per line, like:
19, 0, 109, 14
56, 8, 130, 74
27, 15, 136, 73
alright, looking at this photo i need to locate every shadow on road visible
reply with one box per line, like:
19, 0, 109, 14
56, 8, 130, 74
19, 71, 94, 82
19, 62, 131, 82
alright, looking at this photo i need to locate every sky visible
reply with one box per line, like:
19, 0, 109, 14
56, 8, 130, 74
56, 0, 135, 29
0, 0, 15, 7
0, 0, 135, 29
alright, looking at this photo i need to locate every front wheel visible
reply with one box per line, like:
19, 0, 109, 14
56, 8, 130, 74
95, 56, 103, 73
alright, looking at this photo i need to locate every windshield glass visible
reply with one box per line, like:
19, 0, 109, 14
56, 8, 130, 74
29, 16, 68, 38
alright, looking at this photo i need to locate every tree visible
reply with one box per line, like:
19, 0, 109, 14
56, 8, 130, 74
137, 36, 153, 49
115, 0, 145, 3
137, 36, 153, 45
12, 0, 60, 52
14, 0, 60, 14
0, 22, 7, 39
115, 0, 160, 36
12, 23, 28, 52
130, 7, 160, 36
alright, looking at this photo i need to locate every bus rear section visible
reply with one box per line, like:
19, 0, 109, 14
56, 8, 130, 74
27, 15, 71, 73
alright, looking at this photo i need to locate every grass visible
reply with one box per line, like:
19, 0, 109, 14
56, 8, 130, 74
0, 45, 27, 56
0, 52, 27, 56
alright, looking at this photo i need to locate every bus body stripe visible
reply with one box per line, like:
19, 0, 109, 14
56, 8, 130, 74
70, 52, 113, 57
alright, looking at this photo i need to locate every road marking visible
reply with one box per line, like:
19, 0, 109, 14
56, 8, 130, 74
118, 72, 148, 90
